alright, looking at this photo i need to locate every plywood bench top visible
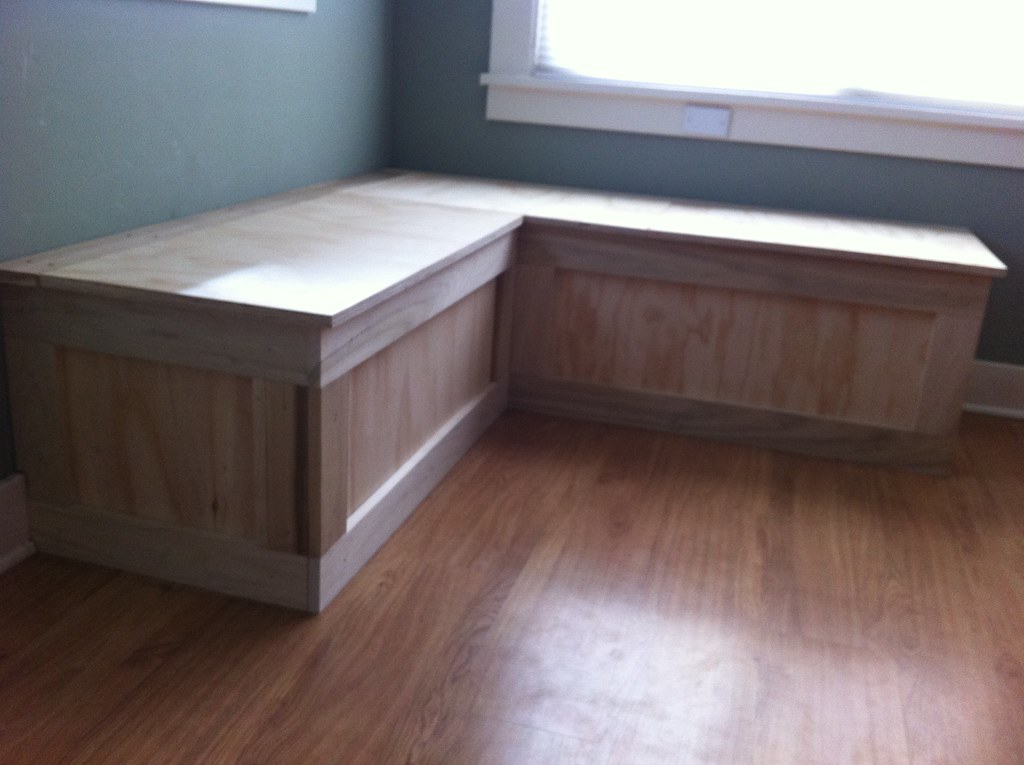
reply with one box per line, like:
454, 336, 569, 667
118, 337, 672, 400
0, 171, 1005, 326
0, 181, 522, 326
344, 171, 1006, 278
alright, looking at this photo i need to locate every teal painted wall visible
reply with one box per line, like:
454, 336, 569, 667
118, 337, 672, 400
0, 0, 393, 477
390, 0, 1024, 367
2, 0, 391, 258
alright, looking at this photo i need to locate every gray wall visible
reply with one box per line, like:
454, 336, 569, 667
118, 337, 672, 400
391, 0, 1024, 367
0, 0, 393, 478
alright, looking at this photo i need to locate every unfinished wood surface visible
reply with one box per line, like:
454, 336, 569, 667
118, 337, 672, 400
306, 374, 352, 556
3, 338, 76, 506
517, 223, 997, 317
509, 376, 956, 471
348, 282, 496, 512
545, 269, 934, 429
348, 171, 1006, 276
2, 412, 1023, 763
13, 345, 301, 552
0, 174, 396, 285
1, 285, 320, 385
0, 191, 520, 326
914, 311, 989, 434
490, 271, 516, 394
313, 383, 507, 610
509, 263, 557, 381
315, 233, 514, 387
27, 502, 309, 610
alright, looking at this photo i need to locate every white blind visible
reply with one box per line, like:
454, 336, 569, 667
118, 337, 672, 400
535, 0, 1024, 111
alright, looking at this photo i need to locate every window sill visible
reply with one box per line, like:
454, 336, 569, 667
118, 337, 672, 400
481, 73, 1024, 169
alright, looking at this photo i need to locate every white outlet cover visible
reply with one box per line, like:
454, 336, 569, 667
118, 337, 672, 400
682, 105, 732, 137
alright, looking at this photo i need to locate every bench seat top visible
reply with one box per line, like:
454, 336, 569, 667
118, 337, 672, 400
0, 171, 1005, 327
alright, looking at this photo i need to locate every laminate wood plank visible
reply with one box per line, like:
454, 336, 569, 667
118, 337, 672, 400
1, 413, 1023, 763
0, 572, 229, 764
0, 554, 116, 665
63, 597, 311, 765
469, 426, 681, 745
439, 714, 609, 765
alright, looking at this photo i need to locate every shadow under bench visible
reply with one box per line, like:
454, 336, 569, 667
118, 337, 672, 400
0, 171, 1006, 611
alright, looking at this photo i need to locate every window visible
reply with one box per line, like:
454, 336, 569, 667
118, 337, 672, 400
481, 0, 1024, 168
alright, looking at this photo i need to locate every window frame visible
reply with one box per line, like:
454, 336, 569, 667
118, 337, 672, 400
481, 0, 1024, 169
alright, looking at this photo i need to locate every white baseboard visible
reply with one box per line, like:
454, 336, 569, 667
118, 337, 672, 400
965, 360, 1024, 420
0, 473, 34, 574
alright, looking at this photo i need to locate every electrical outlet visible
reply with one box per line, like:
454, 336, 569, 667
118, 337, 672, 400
682, 104, 732, 137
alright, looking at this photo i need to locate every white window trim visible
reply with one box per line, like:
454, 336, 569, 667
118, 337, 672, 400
481, 0, 1024, 169
173, 0, 315, 13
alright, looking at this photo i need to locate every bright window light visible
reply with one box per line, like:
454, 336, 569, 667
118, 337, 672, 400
536, 0, 1024, 113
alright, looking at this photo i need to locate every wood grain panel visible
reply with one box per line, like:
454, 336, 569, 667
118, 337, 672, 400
315, 233, 514, 387
4, 338, 76, 505
550, 270, 934, 429
350, 172, 1006, 276
518, 223, 996, 317
313, 383, 507, 611
348, 282, 497, 510
2, 285, 320, 384
509, 263, 557, 380
14, 195, 519, 326
914, 309, 988, 434
260, 380, 302, 553
307, 374, 353, 555
28, 502, 309, 610
509, 376, 956, 471
56, 349, 300, 551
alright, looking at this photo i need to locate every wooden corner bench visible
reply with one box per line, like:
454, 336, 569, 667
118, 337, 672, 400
0, 171, 1006, 611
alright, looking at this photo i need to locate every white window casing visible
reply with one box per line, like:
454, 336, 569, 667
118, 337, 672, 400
481, 0, 1024, 169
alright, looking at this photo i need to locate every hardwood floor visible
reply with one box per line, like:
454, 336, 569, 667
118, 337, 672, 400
2, 411, 1023, 764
